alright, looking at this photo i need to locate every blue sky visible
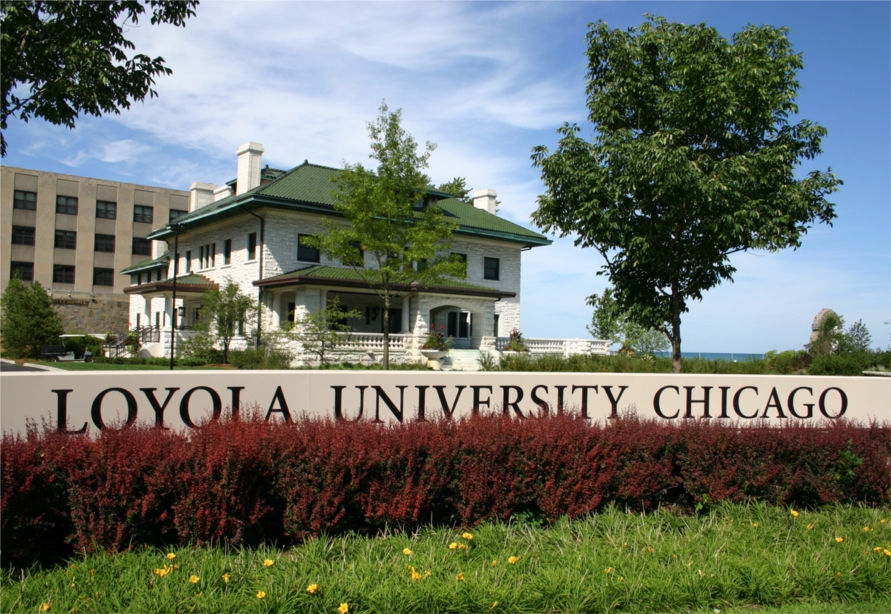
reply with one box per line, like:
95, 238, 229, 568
4, 1, 889, 353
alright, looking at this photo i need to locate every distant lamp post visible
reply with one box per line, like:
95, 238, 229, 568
168, 222, 185, 370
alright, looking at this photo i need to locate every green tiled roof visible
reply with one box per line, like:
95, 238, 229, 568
120, 251, 169, 275
148, 162, 551, 247
258, 265, 514, 297
169, 273, 216, 286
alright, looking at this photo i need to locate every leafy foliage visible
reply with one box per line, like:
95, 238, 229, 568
0, 0, 199, 156
306, 102, 465, 368
187, 279, 258, 364
285, 297, 361, 364
436, 177, 472, 202
587, 287, 669, 354
532, 16, 842, 372
0, 275, 63, 358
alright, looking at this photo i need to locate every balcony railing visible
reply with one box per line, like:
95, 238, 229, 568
495, 337, 610, 357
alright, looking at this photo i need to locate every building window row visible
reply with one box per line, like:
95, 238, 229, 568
55, 230, 77, 250
9, 263, 118, 287
13, 191, 171, 224
95, 234, 115, 253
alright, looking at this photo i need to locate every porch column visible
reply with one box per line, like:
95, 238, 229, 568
401, 295, 410, 332
271, 292, 281, 329
320, 289, 328, 313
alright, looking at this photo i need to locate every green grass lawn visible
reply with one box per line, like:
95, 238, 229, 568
3, 504, 889, 613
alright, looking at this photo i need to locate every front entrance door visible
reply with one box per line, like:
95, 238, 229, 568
447, 310, 472, 349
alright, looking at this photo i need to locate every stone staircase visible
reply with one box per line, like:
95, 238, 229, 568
439, 349, 496, 372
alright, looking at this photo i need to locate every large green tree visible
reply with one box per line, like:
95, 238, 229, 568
532, 15, 841, 372
1, 0, 199, 156
308, 102, 465, 369
0, 275, 64, 359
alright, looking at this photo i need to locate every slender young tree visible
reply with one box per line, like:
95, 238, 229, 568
308, 102, 465, 369
532, 16, 841, 372
193, 279, 258, 364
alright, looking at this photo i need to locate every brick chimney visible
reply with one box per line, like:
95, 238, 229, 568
189, 182, 217, 211
236, 142, 264, 195
472, 188, 497, 214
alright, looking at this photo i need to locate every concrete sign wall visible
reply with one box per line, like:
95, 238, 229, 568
1, 371, 889, 436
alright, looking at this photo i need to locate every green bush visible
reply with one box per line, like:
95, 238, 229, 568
62, 333, 103, 358
764, 349, 812, 374
808, 354, 863, 376
229, 346, 292, 370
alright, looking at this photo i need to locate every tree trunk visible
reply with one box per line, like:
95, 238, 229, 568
382, 294, 390, 370
670, 287, 682, 373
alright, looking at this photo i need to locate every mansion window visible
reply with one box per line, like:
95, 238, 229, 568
247, 233, 257, 260
93, 268, 114, 286
11, 261, 34, 281
132, 237, 152, 256
134, 205, 153, 223
185, 250, 192, 273
13, 190, 36, 210
484, 257, 500, 280
224, 239, 232, 265
12, 226, 35, 245
169, 209, 187, 222
56, 195, 78, 215
96, 200, 117, 219
95, 234, 115, 253
297, 234, 320, 263
199, 243, 216, 269
53, 265, 75, 284
54, 230, 76, 249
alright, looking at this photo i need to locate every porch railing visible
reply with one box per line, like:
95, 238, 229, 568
495, 337, 611, 357
333, 332, 411, 351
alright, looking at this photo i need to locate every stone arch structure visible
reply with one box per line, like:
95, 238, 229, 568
415, 294, 495, 350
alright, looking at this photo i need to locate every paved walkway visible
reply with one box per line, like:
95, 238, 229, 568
0, 359, 53, 373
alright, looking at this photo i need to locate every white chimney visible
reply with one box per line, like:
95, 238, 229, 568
189, 182, 217, 211
472, 188, 497, 215
213, 184, 232, 202
236, 141, 264, 195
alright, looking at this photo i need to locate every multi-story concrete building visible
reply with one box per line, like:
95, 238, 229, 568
1, 166, 190, 333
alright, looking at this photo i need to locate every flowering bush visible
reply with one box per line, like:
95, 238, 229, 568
421, 325, 451, 351
504, 328, 527, 352
2, 414, 888, 565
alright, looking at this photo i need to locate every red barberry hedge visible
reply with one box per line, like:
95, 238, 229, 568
2, 413, 888, 565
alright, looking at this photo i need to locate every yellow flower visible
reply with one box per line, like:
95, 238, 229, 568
491, 560, 497, 567
884, 549, 891, 557
836, 537, 844, 543
263, 559, 274, 567
874, 547, 883, 553
456, 573, 465, 581
863, 527, 872, 532
449, 542, 458, 550
881, 519, 888, 524
189, 575, 199, 584
752, 522, 759, 527
457, 543, 467, 550
410, 566, 422, 581
462, 532, 473, 540
338, 603, 349, 614
618, 576, 624, 582
307, 583, 319, 594
39, 605, 50, 613
424, 570, 432, 578
646, 546, 654, 554
807, 523, 815, 530
403, 548, 412, 556
256, 591, 266, 599
604, 567, 613, 574
222, 573, 230, 583
508, 556, 521, 564
790, 510, 799, 517
166, 553, 176, 560
490, 603, 498, 610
